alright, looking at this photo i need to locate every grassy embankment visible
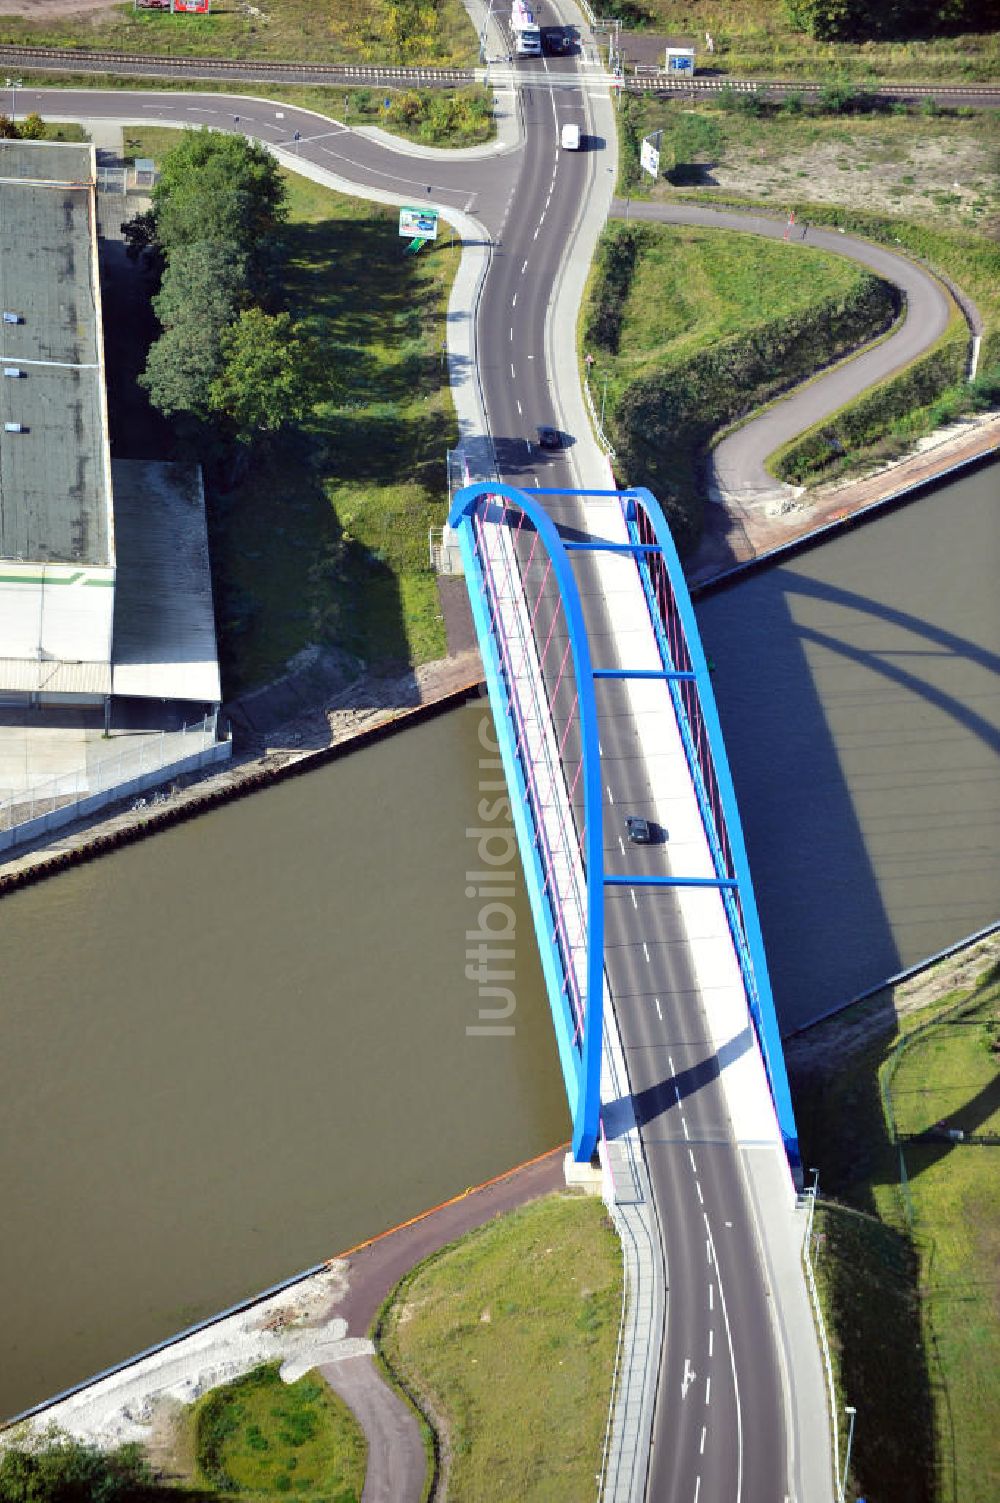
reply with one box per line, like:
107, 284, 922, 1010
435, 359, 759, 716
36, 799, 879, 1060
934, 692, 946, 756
378, 1193, 622, 1502
616, 95, 1000, 489
7, 74, 495, 150
118, 131, 457, 693
0, 0, 478, 67
600, 0, 998, 82
790, 959, 1000, 1503
581, 220, 898, 549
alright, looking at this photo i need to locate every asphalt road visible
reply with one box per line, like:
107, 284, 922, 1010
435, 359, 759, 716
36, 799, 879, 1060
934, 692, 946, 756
24, 59, 803, 1499
465, 45, 791, 1497
614, 198, 960, 501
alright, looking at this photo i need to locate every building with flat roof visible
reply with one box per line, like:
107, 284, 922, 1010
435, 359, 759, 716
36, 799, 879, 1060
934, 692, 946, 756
0, 140, 115, 702
0, 139, 221, 715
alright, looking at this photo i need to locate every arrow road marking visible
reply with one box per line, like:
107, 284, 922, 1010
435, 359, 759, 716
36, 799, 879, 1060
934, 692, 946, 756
681, 1357, 696, 1399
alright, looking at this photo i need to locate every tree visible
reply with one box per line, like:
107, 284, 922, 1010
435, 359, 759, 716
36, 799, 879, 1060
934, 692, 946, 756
152, 131, 286, 297
120, 207, 159, 263
0, 115, 18, 140
0, 1434, 153, 1503
208, 309, 323, 441
17, 113, 46, 140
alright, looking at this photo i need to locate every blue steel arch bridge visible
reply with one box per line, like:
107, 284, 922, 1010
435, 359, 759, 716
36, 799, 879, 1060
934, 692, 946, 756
447, 481, 799, 1171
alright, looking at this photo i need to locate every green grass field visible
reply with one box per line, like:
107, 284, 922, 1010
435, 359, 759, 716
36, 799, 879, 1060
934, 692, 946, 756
584, 219, 892, 546
214, 169, 457, 691
793, 960, 1000, 1503
379, 1194, 622, 1502
613, 0, 998, 82
616, 96, 1000, 484
169, 1362, 366, 1500
0, 0, 479, 68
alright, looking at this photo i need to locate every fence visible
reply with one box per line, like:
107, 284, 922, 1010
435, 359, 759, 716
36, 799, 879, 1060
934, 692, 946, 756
802, 1183, 843, 1501
0, 712, 230, 851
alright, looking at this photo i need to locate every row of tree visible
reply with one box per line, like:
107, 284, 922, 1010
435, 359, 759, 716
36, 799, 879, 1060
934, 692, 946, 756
125, 132, 321, 454
0, 114, 51, 141
785, 0, 994, 42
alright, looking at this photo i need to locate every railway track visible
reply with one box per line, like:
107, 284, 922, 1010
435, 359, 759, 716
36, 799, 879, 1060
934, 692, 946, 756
0, 42, 475, 87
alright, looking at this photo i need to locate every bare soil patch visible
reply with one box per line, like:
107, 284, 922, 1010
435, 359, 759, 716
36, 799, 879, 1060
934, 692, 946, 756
0, 0, 117, 16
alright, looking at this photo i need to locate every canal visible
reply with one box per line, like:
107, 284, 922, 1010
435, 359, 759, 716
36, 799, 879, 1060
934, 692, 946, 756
2, 464, 996, 1421
697, 463, 1000, 1034
0, 701, 568, 1421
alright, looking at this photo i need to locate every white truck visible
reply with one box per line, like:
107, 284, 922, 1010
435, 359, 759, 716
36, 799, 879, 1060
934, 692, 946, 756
510, 1, 541, 57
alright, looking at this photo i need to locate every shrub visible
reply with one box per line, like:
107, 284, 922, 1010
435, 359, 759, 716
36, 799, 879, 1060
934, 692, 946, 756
584, 224, 649, 354
614, 274, 900, 550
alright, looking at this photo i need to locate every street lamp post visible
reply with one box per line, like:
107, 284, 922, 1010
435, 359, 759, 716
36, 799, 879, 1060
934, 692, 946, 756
5, 77, 22, 123
479, 0, 495, 64
841, 1405, 857, 1501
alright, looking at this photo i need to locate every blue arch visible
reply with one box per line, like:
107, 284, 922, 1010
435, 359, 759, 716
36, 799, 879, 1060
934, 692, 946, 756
449, 482, 604, 1161
627, 488, 800, 1168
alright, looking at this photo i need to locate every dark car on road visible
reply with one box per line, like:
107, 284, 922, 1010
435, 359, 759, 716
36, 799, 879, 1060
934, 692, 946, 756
625, 815, 654, 844
544, 28, 571, 54
537, 425, 561, 450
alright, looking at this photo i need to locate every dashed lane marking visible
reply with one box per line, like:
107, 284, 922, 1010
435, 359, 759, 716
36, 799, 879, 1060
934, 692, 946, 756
631, 889, 638, 909
643, 941, 650, 962
521, 259, 528, 273
705, 1376, 711, 1405
656, 998, 663, 1020
709, 1329, 714, 1357
699, 1426, 707, 1456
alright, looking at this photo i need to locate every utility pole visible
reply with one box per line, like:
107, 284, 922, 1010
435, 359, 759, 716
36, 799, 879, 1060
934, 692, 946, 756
841, 1405, 857, 1502
5, 77, 22, 123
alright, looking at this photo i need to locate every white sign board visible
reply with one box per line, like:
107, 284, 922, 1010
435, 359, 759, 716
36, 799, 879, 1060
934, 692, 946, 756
641, 137, 660, 179
399, 206, 439, 240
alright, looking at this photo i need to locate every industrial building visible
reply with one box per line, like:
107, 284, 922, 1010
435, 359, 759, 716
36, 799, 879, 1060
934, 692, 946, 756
0, 139, 226, 842
0, 138, 221, 718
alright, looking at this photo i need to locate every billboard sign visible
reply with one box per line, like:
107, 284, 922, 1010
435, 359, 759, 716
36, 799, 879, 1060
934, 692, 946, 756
640, 136, 660, 179
399, 206, 439, 240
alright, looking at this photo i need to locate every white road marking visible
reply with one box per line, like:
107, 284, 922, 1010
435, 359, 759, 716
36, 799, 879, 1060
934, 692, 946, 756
618, 835, 625, 854
642, 941, 650, 963
705, 1376, 711, 1405
709, 1283, 714, 1311
510, 327, 514, 341
512, 293, 518, 308
521, 259, 529, 274
631, 889, 638, 910
533, 225, 540, 239
681, 1117, 689, 1139
699, 1426, 707, 1456
706, 1238, 712, 1264
694, 1477, 701, 1503
696, 1181, 704, 1205
510, 363, 515, 378
656, 997, 663, 1020
516, 400, 522, 416
607, 786, 614, 803
669, 1054, 676, 1073
709, 1329, 714, 1357
689, 1149, 697, 1172
681, 1357, 696, 1399
673, 1084, 682, 1105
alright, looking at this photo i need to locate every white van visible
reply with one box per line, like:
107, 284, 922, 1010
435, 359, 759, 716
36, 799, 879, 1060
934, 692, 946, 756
560, 123, 581, 151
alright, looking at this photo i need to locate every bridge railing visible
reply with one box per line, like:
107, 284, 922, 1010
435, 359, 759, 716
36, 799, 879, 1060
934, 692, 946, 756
471, 499, 590, 1052
622, 488, 799, 1166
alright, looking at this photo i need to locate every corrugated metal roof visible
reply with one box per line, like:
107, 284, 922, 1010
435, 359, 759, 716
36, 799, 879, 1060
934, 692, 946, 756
111, 459, 222, 705
0, 658, 111, 694
0, 141, 112, 567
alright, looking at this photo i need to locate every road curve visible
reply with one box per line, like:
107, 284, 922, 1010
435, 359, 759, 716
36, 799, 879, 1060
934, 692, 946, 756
612, 198, 964, 501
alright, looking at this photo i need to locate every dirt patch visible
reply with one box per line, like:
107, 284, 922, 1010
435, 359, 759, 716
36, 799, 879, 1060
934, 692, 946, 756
710, 131, 995, 224
785, 930, 1000, 1077
0, 0, 118, 16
